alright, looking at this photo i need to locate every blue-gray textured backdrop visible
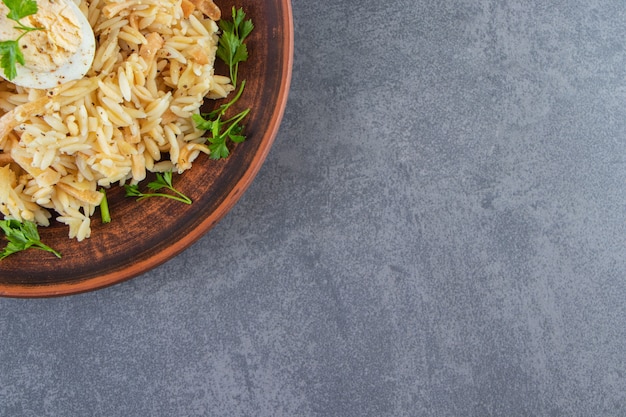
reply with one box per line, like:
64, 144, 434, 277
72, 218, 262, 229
1, 0, 625, 416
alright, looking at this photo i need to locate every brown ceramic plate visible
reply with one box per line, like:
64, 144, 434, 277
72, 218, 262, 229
0, 0, 293, 297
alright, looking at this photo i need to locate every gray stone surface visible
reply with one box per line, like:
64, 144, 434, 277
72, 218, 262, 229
2, 0, 626, 415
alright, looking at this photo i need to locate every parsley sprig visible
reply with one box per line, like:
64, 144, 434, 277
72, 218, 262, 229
0, 219, 61, 259
216, 6, 253, 88
192, 81, 249, 159
0, 0, 44, 81
193, 7, 254, 159
124, 171, 192, 204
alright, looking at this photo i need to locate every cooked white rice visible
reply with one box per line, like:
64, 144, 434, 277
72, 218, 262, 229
0, 0, 232, 240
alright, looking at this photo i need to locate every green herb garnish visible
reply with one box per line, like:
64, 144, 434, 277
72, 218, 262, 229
193, 8, 253, 159
124, 171, 192, 204
192, 81, 249, 159
0, 0, 44, 80
216, 6, 253, 88
0, 219, 61, 259
99, 188, 111, 223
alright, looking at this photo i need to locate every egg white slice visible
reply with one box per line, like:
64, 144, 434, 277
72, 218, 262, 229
0, 0, 95, 89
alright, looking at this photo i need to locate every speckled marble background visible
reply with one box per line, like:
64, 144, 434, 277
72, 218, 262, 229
1, 0, 626, 415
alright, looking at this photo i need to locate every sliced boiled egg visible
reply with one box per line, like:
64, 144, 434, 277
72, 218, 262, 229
0, 0, 95, 89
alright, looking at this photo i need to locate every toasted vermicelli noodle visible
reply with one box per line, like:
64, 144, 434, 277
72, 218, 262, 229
0, 0, 232, 240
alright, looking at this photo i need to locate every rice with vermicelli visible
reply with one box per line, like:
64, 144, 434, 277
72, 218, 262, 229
0, 0, 232, 240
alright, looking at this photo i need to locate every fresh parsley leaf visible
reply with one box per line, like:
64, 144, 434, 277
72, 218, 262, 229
191, 114, 214, 131
229, 133, 245, 143
194, 81, 250, 160
206, 108, 249, 160
124, 184, 142, 198
3, 0, 38, 22
217, 6, 253, 88
0, 219, 61, 259
124, 171, 192, 204
230, 7, 253, 40
208, 138, 230, 159
147, 170, 174, 191
0, 41, 23, 81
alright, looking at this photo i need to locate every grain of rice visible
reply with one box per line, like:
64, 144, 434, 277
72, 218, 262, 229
98, 79, 124, 103
145, 94, 171, 119
39, 149, 57, 171
101, 97, 134, 126
118, 26, 148, 45
130, 153, 146, 181
43, 115, 68, 134
143, 137, 160, 160
188, 14, 212, 37
166, 36, 196, 49
118, 69, 132, 102
152, 161, 174, 172
75, 155, 95, 181
161, 47, 187, 65
138, 15, 156, 30
66, 117, 80, 137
